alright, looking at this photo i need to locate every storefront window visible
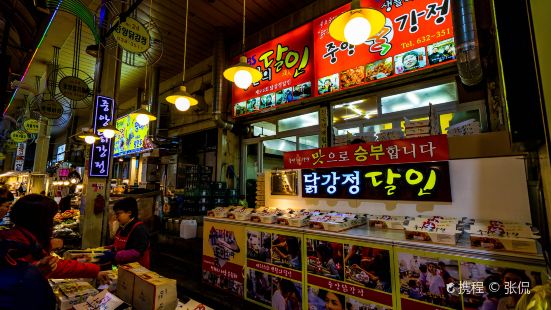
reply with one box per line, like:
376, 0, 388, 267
299, 135, 319, 150
336, 127, 360, 136
278, 112, 319, 132
381, 81, 458, 114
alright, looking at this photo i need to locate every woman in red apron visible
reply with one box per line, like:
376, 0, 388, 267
105, 197, 150, 268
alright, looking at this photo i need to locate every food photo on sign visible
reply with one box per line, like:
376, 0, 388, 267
270, 234, 301, 270
343, 244, 392, 293
247, 230, 272, 263
460, 262, 543, 310
397, 252, 461, 309
307, 239, 345, 281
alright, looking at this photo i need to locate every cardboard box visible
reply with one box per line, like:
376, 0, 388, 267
117, 262, 151, 304
469, 235, 538, 254
133, 273, 178, 310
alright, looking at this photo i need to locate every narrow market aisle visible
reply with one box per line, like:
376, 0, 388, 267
150, 233, 265, 310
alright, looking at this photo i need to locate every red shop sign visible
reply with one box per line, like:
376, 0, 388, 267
232, 23, 314, 118
283, 135, 448, 169
313, 0, 455, 95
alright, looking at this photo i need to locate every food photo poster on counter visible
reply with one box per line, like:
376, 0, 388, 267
202, 221, 246, 297
394, 248, 547, 310
245, 228, 304, 308
306, 236, 394, 309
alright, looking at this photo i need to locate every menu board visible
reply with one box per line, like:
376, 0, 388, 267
302, 161, 452, 202
306, 235, 394, 309
113, 114, 153, 157
232, 0, 456, 117
245, 228, 304, 309
395, 247, 546, 310
232, 23, 314, 118
202, 221, 246, 297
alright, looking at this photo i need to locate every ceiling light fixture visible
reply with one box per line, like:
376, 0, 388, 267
97, 123, 121, 139
78, 129, 100, 144
165, 0, 198, 111
329, 0, 386, 45
223, 0, 262, 89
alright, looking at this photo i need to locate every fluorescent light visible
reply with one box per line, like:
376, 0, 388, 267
342, 114, 361, 120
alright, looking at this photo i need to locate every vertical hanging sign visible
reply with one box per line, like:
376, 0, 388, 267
14, 143, 26, 171
89, 95, 115, 177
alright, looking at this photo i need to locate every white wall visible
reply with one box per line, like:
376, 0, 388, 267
265, 156, 532, 223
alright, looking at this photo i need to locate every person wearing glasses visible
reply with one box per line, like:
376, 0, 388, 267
100, 197, 150, 268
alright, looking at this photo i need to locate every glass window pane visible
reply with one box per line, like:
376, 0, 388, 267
381, 82, 457, 114
332, 97, 378, 125
263, 137, 296, 171
251, 121, 276, 137
364, 123, 393, 133
278, 112, 318, 132
336, 127, 360, 136
299, 135, 319, 150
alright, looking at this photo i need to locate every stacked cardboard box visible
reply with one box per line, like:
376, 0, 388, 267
117, 262, 178, 310
447, 119, 481, 137
404, 118, 431, 139
376, 128, 404, 141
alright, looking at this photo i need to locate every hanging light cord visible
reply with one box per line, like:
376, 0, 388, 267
241, 0, 246, 54
183, 0, 189, 82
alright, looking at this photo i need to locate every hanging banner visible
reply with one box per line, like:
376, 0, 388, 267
14, 143, 26, 171
232, 23, 314, 117
306, 235, 394, 309
302, 161, 452, 202
245, 228, 304, 308
285, 135, 448, 169
10, 130, 28, 143
23, 119, 40, 134
314, 0, 455, 95
89, 95, 115, 177
202, 220, 246, 297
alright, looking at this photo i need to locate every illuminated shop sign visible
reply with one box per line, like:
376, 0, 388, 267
113, 113, 153, 157
89, 95, 114, 177
232, 0, 456, 117
232, 23, 314, 118
314, 0, 455, 95
302, 161, 451, 202
285, 135, 448, 169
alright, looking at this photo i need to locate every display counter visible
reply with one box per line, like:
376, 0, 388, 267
203, 217, 547, 310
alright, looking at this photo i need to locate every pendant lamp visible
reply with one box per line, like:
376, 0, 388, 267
223, 0, 262, 90
78, 129, 100, 144
131, 107, 157, 126
329, 0, 386, 45
97, 123, 121, 139
165, 0, 198, 111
